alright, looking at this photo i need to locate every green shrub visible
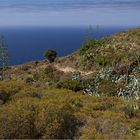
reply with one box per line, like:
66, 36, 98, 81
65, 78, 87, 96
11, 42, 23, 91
57, 79, 82, 92
97, 79, 118, 96
39, 65, 65, 83
95, 52, 113, 66
44, 49, 57, 63
80, 39, 101, 55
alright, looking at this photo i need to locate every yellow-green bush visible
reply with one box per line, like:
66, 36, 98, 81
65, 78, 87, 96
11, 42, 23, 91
0, 80, 41, 103
35, 102, 82, 139
0, 81, 139, 139
97, 79, 118, 96
0, 80, 24, 103
0, 98, 42, 139
11, 87, 43, 101
79, 111, 131, 139
57, 79, 83, 92
0, 91, 84, 139
0, 105, 35, 139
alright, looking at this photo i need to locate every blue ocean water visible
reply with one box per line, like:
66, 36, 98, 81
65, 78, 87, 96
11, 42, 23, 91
0, 26, 135, 65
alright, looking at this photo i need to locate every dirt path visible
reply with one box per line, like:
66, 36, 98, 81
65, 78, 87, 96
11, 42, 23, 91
54, 64, 93, 76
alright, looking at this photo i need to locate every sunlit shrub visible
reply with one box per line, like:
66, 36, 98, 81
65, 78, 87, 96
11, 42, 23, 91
80, 39, 102, 55
0, 80, 24, 103
79, 111, 130, 139
97, 79, 118, 96
43, 65, 64, 82
35, 102, 82, 139
11, 87, 43, 101
57, 79, 82, 92
0, 105, 35, 139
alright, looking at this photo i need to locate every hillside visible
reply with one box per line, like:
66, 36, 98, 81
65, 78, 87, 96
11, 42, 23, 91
0, 27, 140, 139
4, 28, 140, 98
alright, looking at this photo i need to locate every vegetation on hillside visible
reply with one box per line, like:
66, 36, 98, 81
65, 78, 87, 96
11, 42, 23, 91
0, 80, 140, 139
0, 27, 140, 139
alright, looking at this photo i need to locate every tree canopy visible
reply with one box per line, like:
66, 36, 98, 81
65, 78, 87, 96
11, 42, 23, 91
44, 49, 57, 63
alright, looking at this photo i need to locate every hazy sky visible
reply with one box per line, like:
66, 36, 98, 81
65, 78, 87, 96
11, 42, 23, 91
0, 0, 140, 26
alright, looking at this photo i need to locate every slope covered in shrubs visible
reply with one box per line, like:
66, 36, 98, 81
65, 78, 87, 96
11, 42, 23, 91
0, 80, 140, 139
0, 27, 140, 139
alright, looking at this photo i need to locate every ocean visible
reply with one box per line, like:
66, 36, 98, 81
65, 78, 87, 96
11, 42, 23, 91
0, 26, 135, 65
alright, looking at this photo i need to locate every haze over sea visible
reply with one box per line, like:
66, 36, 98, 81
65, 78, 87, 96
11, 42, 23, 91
0, 0, 140, 65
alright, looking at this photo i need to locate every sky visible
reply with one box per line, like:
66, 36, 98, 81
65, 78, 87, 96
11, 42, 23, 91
0, 0, 140, 26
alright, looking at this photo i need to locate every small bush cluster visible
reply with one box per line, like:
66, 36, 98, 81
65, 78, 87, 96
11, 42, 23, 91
97, 79, 118, 96
0, 80, 23, 103
80, 39, 102, 55
57, 79, 83, 92
0, 80, 42, 103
